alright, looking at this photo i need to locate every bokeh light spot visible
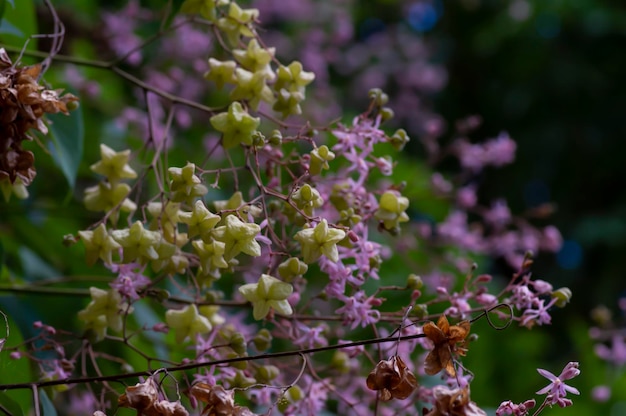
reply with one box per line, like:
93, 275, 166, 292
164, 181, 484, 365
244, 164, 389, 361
557, 240, 582, 270
535, 13, 561, 39
407, 1, 443, 33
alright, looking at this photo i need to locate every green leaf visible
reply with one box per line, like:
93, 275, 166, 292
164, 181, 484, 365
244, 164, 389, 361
0, 391, 24, 416
163, 0, 186, 29
39, 391, 57, 416
47, 106, 85, 189
0, 18, 22, 36
0, 0, 5, 23
0, 0, 36, 50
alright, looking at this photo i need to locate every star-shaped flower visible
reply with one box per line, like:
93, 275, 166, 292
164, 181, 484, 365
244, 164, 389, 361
147, 201, 181, 244
78, 287, 132, 342
78, 223, 121, 265
165, 304, 213, 343
112, 221, 162, 263
238, 274, 293, 320
422, 315, 470, 377
204, 58, 237, 89
179, 200, 221, 240
192, 239, 228, 272
212, 215, 261, 260
294, 219, 346, 264
168, 162, 208, 204
210, 102, 260, 149
83, 181, 136, 217
90, 144, 137, 184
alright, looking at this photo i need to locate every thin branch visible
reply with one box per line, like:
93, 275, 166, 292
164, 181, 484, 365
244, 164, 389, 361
0, 332, 426, 391
0, 45, 219, 115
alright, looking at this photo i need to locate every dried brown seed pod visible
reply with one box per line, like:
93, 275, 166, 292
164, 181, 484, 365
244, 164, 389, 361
366, 355, 417, 401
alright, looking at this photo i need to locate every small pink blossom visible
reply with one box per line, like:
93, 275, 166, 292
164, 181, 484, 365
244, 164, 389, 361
536, 362, 580, 406
591, 385, 611, 402
496, 399, 536, 416
594, 335, 626, 367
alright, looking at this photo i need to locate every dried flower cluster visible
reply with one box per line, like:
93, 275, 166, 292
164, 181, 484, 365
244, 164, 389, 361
366, 355, 418, 401
0, 48, 78, 200
190, 383, 256, 416
118, 378, 189, 416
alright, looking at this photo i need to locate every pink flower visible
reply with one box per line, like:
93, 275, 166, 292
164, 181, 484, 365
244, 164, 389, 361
335, 291, 381, 329
496, 399, 536, 416
595, 335, 626, 367
536, 362, 580, 406
591, 385, 611, 402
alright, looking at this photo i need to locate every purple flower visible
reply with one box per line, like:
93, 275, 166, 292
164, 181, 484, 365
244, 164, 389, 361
520, 298, 556, 328
536, 362, 580, 406
483, 199, 512, 229
591, 385, 611, 402
335, 291, 381, 329
108, 263, 151, 300
484, 132, 517, 167
496, 399, 536, 416
594, 334, 626, 367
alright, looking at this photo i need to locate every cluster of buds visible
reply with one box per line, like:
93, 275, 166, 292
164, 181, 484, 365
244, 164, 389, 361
0, 48, 78, 200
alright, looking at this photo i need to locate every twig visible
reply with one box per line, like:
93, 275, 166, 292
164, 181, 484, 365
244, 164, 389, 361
0, 45, 220, 115
0, 332, 426, 391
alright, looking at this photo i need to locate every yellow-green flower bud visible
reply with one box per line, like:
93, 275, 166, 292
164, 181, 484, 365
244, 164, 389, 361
308, 145, 335, 176
380, 107, 395, 123
407, 274, 423, 290
278, 257, 308, 281
229, 332, 247, 355
255, 365, 280, 383
368, 88, 389, 106
375, 191, 410, 232
226, 370, 255, 388
411, 304, 428, 319
389, 128, 410, 151
552, 287, 572, 308
269, 129, 283, 145
291, 184, 324, 216
252, 328, 272, 351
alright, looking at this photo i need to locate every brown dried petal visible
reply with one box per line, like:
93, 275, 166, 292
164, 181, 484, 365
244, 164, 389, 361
190, 383, 234, 407
17, 84, 42, 106
366, 355, 417, 401
0, 106, 18, 124
0, 48, 13, 67
0, 74, 11, 89
118, 379, 158, 411
22, 64, 41, 80
425, 386, 486, 416
422, 316, 470, 377
150, 400, 190, 416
